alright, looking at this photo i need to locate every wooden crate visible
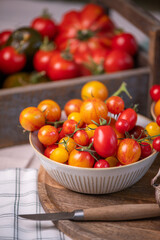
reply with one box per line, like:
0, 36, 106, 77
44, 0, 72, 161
0, 0, 160, 148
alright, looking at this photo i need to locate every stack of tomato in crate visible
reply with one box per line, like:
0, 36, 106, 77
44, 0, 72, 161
0, 3, 138, 88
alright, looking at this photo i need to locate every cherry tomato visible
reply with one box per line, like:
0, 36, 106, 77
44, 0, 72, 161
81, 81, 108, 101
80, 97, 108, 124
109, 118, 124, 144
62, 119, 77, 135
57, 127, 66, 141
115, 119, 129, 134
68, 112, 83, 127
153, 137, 160, 151
37, 99, 61, 122
94, 159, 110, 168
31, 11, 57, 40
0, 46, 26, 74
105, 156, 118, 167
38, 125, 59, 145
106, 96, 124, 114
112, 33, 138, 56
64, 99, 83, 116
73, 130, 89, 146
19, 107, 45, 131
85, 124, 97, 139
68, 148, 95, 168
104, 49, 134, 73
117, 108, 137, 131
145, 122, 160, 137
94, 125, 118, 158
50, 147, 69, 163
154, 99, 160, 117
58, 136, 76, 153
150, 84, 160, 102
156, 115, 160, 126
44, 144, 57, 158
117, 138, 141, 165
140, 142, 152, 159
47, 50, 80, 81
0, 30, 12, 47
129, 125, 146, 139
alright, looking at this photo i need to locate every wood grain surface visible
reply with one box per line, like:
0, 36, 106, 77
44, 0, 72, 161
38, 155, 160, 240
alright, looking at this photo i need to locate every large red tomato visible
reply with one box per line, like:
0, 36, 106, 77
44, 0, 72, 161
47, 50, 80, 81
55, 4, 114, 57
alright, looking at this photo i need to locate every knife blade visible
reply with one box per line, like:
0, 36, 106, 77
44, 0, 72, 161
19, 203, 160, 221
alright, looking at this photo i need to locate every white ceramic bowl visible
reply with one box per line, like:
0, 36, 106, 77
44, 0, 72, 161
150, 102, 156, 121
30, 114, 158, 194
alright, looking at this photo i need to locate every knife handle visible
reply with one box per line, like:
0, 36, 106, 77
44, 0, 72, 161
83, 203, 160, 221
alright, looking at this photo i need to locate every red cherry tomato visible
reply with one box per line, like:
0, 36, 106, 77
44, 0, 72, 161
117, 138, 141, 165
93, 125, 118, 158
117, 108, 137, 131
156, 115, 160, 126
153, 137, 160, 151
104, 49, 134, 73
64, 99, 83, 116
31, 12, 57, 40
0, 46, 26, 74
106, 96, 124, 114
112, 33, 138, 56
94, 159, 110, 168
44, 144, 57, 158
115, 119, 129, 134
140, 142, 152, 159
47, 50, 80, 81
150, 84, 160, 102
0, 30, 12, 47
129, 125, 146, 139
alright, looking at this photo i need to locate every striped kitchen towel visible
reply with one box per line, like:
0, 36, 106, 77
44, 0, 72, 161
0, 168, 71, 240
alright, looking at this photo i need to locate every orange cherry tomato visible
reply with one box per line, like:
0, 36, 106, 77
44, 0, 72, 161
50, 147, 69, 163
145, 122, 160, 137
73, 130, 89, 146
19, 106, 45, 131
37, 99, 61, 122
85, 124, 97, 139
64, 99, 83, 116
154, 99, 160, 117
80, 97, 108, 124
38, 125, 59, 145
105, 156, 119, 167
68, 148, 95, 168
58, 136, 76, 153
68, 112, 84, 127
117, 138, 141, 165
81, 81, 108, 101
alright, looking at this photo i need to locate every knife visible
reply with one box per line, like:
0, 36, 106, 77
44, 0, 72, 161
19, 203, 160, 221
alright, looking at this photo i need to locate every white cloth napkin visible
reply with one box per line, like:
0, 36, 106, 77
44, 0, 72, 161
0, 168, 71, 240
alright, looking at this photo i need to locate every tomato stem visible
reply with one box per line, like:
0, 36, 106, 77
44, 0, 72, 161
112, 82, 132, 99
45, 120, 65, 128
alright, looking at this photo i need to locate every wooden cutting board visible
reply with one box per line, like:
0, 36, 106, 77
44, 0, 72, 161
38, 156, 160, 240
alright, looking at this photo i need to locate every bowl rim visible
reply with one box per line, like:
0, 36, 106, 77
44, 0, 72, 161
150, 101, 156, 121
29, 113, 158, 172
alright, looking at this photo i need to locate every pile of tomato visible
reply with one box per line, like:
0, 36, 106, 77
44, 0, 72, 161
0, 3, 138, 88
19, 81, 160, 168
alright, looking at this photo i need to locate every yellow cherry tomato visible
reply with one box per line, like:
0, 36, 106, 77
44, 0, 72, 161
68, 112, 83, 127
58, 137, 76, 153
81, 81, 108, 101
154, 99, 160, 117
145, 122, 160, 137
50, 147, 68, 163
105, 156, 118, 167
85, 124, 97, 139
